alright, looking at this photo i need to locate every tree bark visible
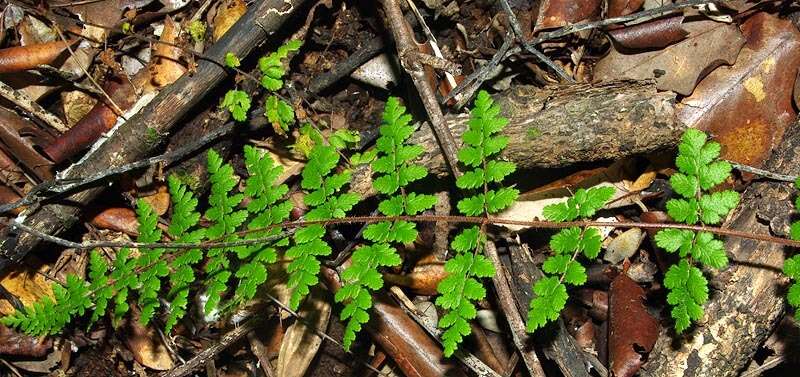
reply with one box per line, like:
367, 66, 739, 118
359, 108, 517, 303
412, 80, 682, 176
0, 0, 308, 268
641, 119, 800, 376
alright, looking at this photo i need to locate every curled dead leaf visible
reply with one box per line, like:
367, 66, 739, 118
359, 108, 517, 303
149, 17, 187, 88
90, 207, 139, 236
383, 263, 447, 295
0, 40, 72, 74
125, 311, 174, 370
536, 0, 602, 31
213, 0, 247, 42
607, 15, 689, 51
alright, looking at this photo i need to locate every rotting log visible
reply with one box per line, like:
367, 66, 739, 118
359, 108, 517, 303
640, 118, 800, 376
0, 0, 308, 268
413, 79, 682, 176
350, 79, 682, 198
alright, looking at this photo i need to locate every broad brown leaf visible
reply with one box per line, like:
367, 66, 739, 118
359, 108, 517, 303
609, 273, 658, 377
595, 19, 745, 95
677, 12, 800, 168
535, 0, 602, 30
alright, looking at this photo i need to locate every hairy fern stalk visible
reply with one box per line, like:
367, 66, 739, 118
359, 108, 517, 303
435, 90, 519, 356
335, 97, 436, 350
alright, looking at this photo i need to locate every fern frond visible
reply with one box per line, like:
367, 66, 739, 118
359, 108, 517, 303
654, 129, 738, 332
437, 91, 516, 356
203, 149, 247, 315
164, 175, 205, 332
230, 146, 292, 305
0, 274, 92, 336
289, 144, 358, 310
133, 200, 168, 325
527, 187, 613, 332
436, 252, 494, 356
335, 97, 435, 350
336, 243, 401, 349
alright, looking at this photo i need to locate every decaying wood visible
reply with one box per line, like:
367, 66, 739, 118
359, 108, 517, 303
503, 241, 592, 377
0, 0, 307, 268
640, 118, 800, 376
412, 80, 681, 176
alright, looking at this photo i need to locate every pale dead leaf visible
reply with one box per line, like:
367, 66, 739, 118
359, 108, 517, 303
61, 90, 97, 127
604, 228, 645, 264
149, 17, 187, 89
212, 0, 247, 42
0, 263, 53, 316
275, 286, 331, 377
126, 312, 174, 370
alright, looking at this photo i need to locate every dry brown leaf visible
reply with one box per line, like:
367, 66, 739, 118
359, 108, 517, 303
67, 0, 125, 41
607, 0, 644, 17
275, 286, 331, 377
140, 185, 170, 216
609, 273, 658, 377
384, 263, 447, 295
594, 19, 745, 95
90, 207, 139, 236
677, 12, 800, 168
0, 263, 53, 316
125, 311, 174, 370
213, 0, 247, 42
0, 324, 52, 357
535, 0, 602, 31
149, 17, 187, 88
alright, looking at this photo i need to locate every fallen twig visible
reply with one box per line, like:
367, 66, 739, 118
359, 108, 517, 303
380, 0, 463, 177
0, 80, 69, 133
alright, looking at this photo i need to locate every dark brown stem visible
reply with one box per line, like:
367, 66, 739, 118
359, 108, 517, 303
7, 214, 800, 251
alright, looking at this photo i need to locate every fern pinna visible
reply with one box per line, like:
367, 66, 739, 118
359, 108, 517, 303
335, 97, 436, 350
287, 144, 360, 310
784, 178, 800, 319
436, 90, 519, 356
221, 40, 301, 132
654, 129, 738, 332
526, 187, 614, 332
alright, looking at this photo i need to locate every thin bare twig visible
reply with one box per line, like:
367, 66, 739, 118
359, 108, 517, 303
8, 214, 800, 253
729, 161, 797, 182
393, 289, 504, 377
380, 0, 462, 177
442, 32, 515, 108
0, 123, 235, 215
497, 0, 574, 83
162, 315, 265, 377
530, 0, 715, 44
485, 241, 547, 377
